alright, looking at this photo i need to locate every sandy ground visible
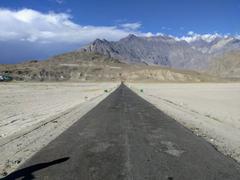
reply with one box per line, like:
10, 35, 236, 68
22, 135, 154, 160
0, 82, 118, 177
128, 83, 240, 163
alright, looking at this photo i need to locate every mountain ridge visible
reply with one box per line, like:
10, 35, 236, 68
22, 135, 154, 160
81, 34, 240, 77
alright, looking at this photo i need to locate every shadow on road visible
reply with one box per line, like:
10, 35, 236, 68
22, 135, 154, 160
0, 157, 69, 180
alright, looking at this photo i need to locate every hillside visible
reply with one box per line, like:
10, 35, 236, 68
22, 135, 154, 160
208, 51, 240, 78
1, 34, 240, 81
0, 51, 218, 82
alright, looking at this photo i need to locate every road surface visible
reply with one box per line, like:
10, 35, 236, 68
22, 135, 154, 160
3, 84, 240, 180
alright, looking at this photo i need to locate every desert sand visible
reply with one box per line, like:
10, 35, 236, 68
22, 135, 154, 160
0, 82, 118, 176
128, 83, 240, 163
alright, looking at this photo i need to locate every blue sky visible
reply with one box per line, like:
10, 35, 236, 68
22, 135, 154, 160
0, 0, 239, 63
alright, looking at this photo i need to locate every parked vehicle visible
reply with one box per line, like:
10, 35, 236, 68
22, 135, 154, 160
0, 75, 13, 82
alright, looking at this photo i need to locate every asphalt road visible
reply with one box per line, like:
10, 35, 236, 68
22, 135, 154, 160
3, 84, 240, 180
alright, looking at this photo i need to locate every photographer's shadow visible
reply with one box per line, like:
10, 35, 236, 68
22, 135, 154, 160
1, 157, 69, 180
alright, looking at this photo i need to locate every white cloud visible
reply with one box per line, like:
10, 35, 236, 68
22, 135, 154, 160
187, 31, 194, 36
0, 8, 147, 44
156, 32, 164, 36
179, 31, 222, 43
1, 8, 237, 46
120, 22, 142, 30
55, 0, 64, 4
143, 32, 154, 37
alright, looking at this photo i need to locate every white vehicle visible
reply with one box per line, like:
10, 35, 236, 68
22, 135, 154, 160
0, 75, 4, 81
0, 75, 13, 81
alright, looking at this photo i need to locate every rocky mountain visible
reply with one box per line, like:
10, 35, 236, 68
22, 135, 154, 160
0, 51, 218, 82
81, 34, 240, 76
82, 34, 205, 69
208, 51, 240, 78
189, 36, 240, 55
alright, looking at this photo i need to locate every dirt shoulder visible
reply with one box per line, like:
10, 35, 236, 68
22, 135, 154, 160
0, 82, 118, 177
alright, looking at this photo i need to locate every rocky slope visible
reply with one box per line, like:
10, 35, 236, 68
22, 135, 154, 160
82, 35, 206, 69
208, 51, 240, 78
82, 34, 240, 76
0, 51, 218, 82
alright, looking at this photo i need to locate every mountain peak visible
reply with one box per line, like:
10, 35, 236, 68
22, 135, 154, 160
93, 38, 103, 44
122, 34, 138, 41
91, 38, 111, 46
127, 34, 137, 38
83, 34, 240, 73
